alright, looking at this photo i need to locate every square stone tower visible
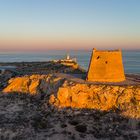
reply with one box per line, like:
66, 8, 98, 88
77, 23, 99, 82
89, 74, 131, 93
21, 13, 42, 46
86, 48, 125, 82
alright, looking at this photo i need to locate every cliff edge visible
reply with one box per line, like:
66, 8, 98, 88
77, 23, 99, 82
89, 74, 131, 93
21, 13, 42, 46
2, 74, 140, 119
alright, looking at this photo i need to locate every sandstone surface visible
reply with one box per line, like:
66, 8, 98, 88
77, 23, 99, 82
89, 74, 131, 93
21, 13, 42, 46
0, 93, 140, 140
0, 66, 140, 140
3, 74, 140, 119
3, 74, 63, 95
50, 82, 140, 118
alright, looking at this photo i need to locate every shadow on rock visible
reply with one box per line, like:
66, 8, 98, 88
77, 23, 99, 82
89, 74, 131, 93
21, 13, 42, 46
0, 92, 139, 140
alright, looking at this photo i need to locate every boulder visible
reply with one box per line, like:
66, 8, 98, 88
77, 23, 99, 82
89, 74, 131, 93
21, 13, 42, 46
3, 74, 64, 95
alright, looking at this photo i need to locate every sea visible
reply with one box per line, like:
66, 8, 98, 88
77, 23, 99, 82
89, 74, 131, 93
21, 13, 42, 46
0, 50, 140, 74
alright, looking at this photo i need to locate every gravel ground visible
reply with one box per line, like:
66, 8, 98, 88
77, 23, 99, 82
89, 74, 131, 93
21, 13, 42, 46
0, 62, 139, 140
0, 93, 139, 140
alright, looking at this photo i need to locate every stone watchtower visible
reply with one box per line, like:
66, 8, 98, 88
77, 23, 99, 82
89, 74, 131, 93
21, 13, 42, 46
86, 48, 125, 82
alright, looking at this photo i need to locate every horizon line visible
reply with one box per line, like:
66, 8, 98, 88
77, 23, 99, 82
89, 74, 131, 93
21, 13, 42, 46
0, 48, 140, 53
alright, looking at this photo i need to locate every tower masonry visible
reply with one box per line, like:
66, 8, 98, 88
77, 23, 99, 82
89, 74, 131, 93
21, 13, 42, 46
86, 48, 126, 82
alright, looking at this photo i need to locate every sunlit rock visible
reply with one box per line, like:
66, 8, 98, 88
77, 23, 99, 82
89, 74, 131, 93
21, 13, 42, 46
3, 74, 64, 95
50, 83, 140, 118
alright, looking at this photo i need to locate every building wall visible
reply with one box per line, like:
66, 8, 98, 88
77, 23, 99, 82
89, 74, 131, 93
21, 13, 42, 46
86, 49, 125, 82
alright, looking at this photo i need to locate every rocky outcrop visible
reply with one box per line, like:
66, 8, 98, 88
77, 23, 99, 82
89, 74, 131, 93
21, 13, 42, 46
3, 74, 140, 118
3, 74, 64, 95
50, 82, 140, 118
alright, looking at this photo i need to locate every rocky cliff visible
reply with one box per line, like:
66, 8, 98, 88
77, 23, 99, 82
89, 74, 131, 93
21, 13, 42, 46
50, 82, 140, 118
1, 61, 140, 140
3, 74, 140, 118
3, 74, 64, 95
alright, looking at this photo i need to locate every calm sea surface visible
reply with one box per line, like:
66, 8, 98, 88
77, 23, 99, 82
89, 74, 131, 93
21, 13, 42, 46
0, 50, 140, 74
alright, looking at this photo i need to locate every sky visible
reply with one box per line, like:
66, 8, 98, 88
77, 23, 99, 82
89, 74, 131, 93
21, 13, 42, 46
0, 0, 140, 51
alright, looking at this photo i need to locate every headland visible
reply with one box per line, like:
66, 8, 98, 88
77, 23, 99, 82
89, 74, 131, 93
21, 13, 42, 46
0, 59, 140, 140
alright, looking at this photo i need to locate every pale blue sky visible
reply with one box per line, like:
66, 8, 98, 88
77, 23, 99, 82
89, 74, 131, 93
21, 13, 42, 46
0, 0, 140, 51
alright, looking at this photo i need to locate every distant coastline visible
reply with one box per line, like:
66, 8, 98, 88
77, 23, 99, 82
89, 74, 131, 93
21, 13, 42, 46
0, 50, 140, 74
